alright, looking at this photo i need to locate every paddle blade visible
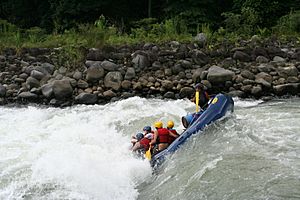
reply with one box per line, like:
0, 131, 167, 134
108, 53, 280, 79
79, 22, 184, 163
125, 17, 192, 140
195, 91, 199, 112
145, 148, 151, 160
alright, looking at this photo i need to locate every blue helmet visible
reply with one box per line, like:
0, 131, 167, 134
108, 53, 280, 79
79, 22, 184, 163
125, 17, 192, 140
135, 132, 144, 141
143, 126, 151, 132
181, 113, 194, 128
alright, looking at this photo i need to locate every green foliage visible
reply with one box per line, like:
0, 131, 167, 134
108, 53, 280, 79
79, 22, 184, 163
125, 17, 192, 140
273, 10, 300, 35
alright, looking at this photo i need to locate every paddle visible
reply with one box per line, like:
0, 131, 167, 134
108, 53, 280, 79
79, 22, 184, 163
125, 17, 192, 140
145, 144, 152, 160
195, 91, 200, 112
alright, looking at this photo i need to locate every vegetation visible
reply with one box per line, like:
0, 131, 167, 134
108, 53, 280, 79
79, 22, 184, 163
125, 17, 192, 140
0, 0, 299, 52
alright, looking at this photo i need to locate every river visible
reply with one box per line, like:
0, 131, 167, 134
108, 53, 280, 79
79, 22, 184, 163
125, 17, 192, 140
0, 97, 299, 200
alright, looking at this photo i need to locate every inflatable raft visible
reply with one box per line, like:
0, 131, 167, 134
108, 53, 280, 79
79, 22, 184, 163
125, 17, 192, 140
150, 93, 234, 168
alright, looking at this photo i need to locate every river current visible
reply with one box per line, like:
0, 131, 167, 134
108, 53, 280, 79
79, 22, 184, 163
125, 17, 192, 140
0, 97, 299, 200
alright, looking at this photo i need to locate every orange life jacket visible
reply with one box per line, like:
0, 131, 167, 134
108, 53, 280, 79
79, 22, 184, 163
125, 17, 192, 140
157, 128, 170, 144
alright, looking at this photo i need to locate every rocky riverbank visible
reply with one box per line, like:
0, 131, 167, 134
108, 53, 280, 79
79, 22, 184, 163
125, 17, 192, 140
0, 38, 300, 106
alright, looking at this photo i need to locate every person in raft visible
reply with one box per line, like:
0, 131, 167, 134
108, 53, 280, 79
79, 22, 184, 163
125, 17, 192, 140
130, 126, 152, 146
150, 121, 179, 153
166, 120, 180, 144
131, 132, 154, 154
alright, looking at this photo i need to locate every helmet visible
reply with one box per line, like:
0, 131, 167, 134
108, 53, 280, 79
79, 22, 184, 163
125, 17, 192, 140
194, 83, 203, 90
154, 121, 163, 129
143, 126, 151, 132
145, 133, 153, 140
167, 120, 174, 129
135, 132, 144, 141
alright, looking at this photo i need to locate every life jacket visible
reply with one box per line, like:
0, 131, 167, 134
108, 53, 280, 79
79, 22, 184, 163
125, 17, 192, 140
139, 137, 151, 151
168, 129, 179, 144
157, 128, 170, 144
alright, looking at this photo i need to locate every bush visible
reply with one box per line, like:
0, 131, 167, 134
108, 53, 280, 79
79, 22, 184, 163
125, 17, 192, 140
273, 10, 300, 35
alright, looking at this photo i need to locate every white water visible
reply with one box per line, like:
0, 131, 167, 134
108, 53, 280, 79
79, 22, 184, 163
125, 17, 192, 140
0, 97, 300, 200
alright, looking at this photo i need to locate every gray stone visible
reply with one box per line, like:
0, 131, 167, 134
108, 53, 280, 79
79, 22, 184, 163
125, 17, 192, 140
233, 51, 251, 62
287, 76, 299, 83
192, 68, 205, 83
103, 90, 117, 98
190, 49, 209, 66
251, 85, 262, 96
241, 70, 255, 80
58, 67, 67, 75
104, 72, 123, 90
194, 33, 207, 46
132, 53, 150, 69
121, 80, 132, 89
257, 63, 273, 73
227, 90, 245, 97
163, 91, 175, 99
255, 78, 272, 88
86, 65, 105, 82
77, 80, 89, 89
255, 72, 273, 83
164, 68, 172, 76
171, 64, 184, 75
26, 77, 40, 89
101, 60, 119, 71
273, 83, 300, 95
161, 80, 173, 90
277, 66, 298, 78
256, 56, 269, 63
222, 57, 235, 68
18, 92, 38, 99
179, 87, 194, 98
207, 65, 235, 84
273, 56, 286, 62
0, 84, 6, 97
53, 80, 73, 100
73, 71, 82, 80
124, 67, 136, 80
243, 79, 255, 85
40, 63, 55, 74
75, 93, 98, 104
19, 73, 28, 79
41, 83, 53, 98
31, 70, 45, 80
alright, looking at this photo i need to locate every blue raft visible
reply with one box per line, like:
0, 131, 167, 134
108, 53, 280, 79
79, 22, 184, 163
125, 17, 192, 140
150, 93, 234, 168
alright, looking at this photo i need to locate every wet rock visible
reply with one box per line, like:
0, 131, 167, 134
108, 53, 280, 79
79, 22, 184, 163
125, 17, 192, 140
41, 83, 53, 98
18, 92, 38, 99
273, 83, 300, 95
0, 84, 6, 97
75, 93, 98, 104
164, 91, 175, 99
227, 90, 245, 97
251, 85, 262, 97
103, 90, 116, 98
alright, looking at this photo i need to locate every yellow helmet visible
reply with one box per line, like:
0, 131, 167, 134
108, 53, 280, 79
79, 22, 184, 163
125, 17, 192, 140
154, 121, 163, 129
167, 120, 174, 129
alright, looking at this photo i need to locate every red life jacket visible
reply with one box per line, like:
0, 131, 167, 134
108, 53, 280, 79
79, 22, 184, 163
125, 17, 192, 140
157, 128, 170, 144
168, 129, 179, 144
140, 138, 151, 151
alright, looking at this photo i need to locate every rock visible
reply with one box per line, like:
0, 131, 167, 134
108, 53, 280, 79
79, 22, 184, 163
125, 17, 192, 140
26, 77, 40, 89
53, 80, 73, 100
132, 52, 150, 69
101, 60, 119, 71
77, 79, 89, 89
124, 67, 136, 80
58, 67, 67, 75
190, 49, 209, 66
163, 91, 175, 99
273, 83, 300, 95
255, 72, 273, 83
19, 73, 28, 79
18, 92, 38, 99
179, 87, 194, 98
121, 80, 132, 89
75, 93, 98, 104
277, 66, 298, 78
257, 63, 273, 73
31, 70, 45, 80
227, 90, 245, 97
161, 80, 173, 90
241, 85, 252, 93
273, 56, 286, 62
86, 65, 105, 82
256, 56, 269, 63
41, 83, 53, 98
255, 78, 272, 88
194, 33, 207, 47
86, 49, 105, 61
241, 70, 255, 80
103, 90, 116, 98
233, 51, 251, 62
73, 71, 82, 80
221, 57, 235, 68
287, 76, 299, 83
164, 68, 172, 76
104, 71, 123, 90
40, 63, 55, 74
207, 65, 235, 84
133, 82, 142, 90
192, 68, 205, 83
171, 64, 184, 75
251, 85, 262, 97
0, 84, 6, 97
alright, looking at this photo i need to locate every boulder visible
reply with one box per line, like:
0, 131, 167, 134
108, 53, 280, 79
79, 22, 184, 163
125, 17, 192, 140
277, 65, 298, 78
75, 93, 98, 104
255, 78, 272, 88
103, 90, 117, 98
26, 77, 40, 89
132, 52, 150, 69
40, 62, 55, 75
207, 65, 235, 84
273, 83, 300, 95
77, 79, 89, 89
0, 84, 6, 97
233, 51, 251, 62
161, 80, 173, 90
179, 87, 194, 98
273, 56, 286, 62
241, 70, 255, 80
73, 71, 82, 80
192, 68, 205, 83
190, 49, 209, 66
251, 85, 262, 97
104, 72, 123, 90
121, 80, 132, 89
256, 56, 269, 63
255, 72, 273, 83
163, 91, 175, 99
101, 60, 119, 71
18, 92, 38, 99
31, 70, 45, 80
124, 67, 136, 80
86, 65, 105, 82
53, 80, 73, 100
41, 83, 53, 98
227, 90, 245, 97
194, 33, 207, 47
